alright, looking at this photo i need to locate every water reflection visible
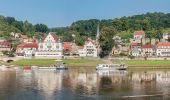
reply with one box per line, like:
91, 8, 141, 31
0, 70, 169, 100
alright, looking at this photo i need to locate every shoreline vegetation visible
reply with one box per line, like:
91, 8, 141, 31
7, 58, 170, 69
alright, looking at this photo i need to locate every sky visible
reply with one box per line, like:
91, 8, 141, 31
0, 0, 170, 27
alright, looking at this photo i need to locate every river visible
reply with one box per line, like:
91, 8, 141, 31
0, 69, 170, 100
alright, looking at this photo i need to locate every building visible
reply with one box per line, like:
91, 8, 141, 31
16, 42, 38, 57
156, 42, 170, 56
63, 42, 80, 56
141, 44, 154, 56
78, 39, 98, 57
111, 45, 129, 55
0, 37, 7, 42
130, 41, 141, 56
0, 42, 11, 51
23, 38, 36, 43
162, 33, 170, 42
133, 30, 145, 44
63, 42, 72, 56
35, 32, 63, 58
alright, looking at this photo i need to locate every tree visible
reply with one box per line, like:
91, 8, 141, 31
5, 17, 15, 24
74, 33, 85, 46
35, 24, 48, 33
99, 26, 116, 58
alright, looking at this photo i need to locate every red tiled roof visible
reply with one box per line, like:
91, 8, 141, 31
131, 41, 139, 46
63, 42, 72, 50
17, 42, 38, 48
42, 32, 59, 42
18, 34, 28, 39
0, 42, 11, 48
134, 30, 145, 35
157, 42, 170, 47
142, 44, 153, 48
0, 42, 11, 45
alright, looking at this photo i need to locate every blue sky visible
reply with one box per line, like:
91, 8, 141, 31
0, 0, 170, 27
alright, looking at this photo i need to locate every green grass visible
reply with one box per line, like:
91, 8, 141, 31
119, 60, 170, 67
10, 58, 104, 67
63, 58, 104, 67
11, 59, 56, 66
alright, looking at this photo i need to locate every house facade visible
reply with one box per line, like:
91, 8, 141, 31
133, 30, 145, 44
35, 32, 63, 58
16, 42, 38, 57
156, 42, 170, 56
141, 44, 154, 56
162, 33, 170, 42
78, 40, 98, 57
0, 42, 11, 51
130, 41, 141, 56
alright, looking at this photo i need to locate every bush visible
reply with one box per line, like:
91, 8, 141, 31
119, 52, 127, 56
128, 55, 135, 59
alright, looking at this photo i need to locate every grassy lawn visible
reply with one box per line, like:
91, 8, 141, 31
11, 59, 56, 66
63, 58, 104, 67
120, 60, 170, 67
10, 58, 104, 67
10, 58, 170, 68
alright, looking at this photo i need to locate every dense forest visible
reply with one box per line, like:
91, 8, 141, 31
0, 12, 170, 57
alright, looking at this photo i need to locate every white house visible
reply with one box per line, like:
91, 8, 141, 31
162, 33, 170, 41
16, 42, 38, 57
78, 40, 98, 57
133, 30, 145, 44
35, 32, 63, 58
130, 41, 141, 56
156, 42, 170, 56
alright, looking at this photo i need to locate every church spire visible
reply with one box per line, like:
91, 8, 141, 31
96, 24, 100, 39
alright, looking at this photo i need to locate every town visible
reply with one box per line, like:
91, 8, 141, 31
0, 29, 170, 59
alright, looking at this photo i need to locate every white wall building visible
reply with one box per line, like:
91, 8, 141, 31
78, 40, 98, 57
35, 32, 63, 58
156, 42, 170, 56
162, 33, 170, 41
130, 41, 141, 57
133, 30, 145, 44
16, 42, 38, 57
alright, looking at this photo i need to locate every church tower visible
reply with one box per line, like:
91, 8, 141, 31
96, 24, 100, 56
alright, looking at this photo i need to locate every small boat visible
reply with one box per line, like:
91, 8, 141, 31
55, 65, 68, 70
96, 64, 127, 70
31, 66, 39, 70
38, 66, 57, 71
24, 66, 32, 70
38, 65, 68, 71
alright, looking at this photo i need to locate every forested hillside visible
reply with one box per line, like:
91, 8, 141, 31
0, 16, 48, 37
52, 12, 170, 40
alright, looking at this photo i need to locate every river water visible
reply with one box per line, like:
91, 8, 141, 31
0, 69, 170, 100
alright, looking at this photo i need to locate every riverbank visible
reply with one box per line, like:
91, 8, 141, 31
7, 58, 170, 69
118, 60, 170, 68
9, 58, 104, 67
